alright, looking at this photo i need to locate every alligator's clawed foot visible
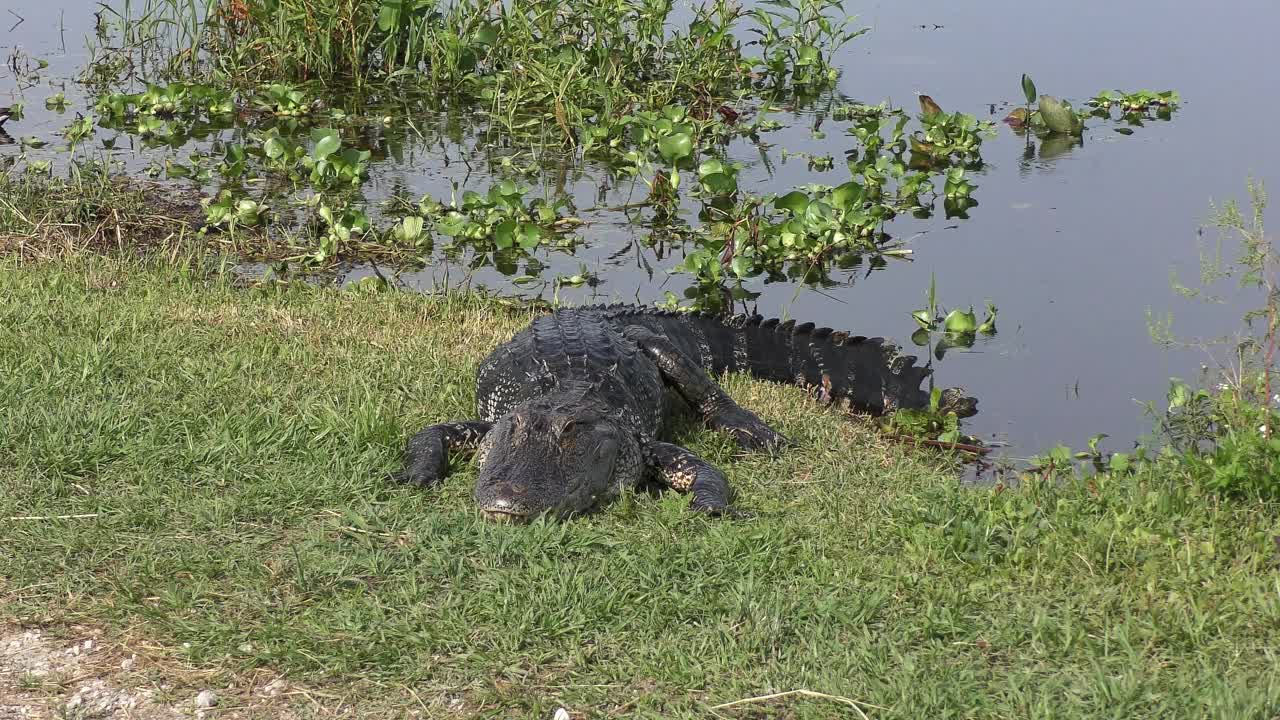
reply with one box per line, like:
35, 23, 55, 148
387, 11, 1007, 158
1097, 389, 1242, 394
939, 387, 979, 418
710, 408, 790, 455
391, 466, 445, 488
689, 499, 754, 520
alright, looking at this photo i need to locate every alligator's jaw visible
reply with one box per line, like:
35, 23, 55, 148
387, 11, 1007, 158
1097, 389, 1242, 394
481, 508, 530, 523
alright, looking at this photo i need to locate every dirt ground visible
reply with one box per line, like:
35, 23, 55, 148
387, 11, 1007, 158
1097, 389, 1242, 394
0, 625, 308, 720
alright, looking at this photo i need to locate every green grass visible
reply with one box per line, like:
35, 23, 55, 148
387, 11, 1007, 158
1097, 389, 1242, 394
2, 254, 1280, 718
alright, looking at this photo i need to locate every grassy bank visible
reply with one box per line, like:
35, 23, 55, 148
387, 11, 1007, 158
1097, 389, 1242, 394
2, 254, 1279, 718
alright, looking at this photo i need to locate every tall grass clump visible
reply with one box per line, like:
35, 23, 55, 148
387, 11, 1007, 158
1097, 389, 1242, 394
1150, 180, 1279, 498
94, 0, 864, 119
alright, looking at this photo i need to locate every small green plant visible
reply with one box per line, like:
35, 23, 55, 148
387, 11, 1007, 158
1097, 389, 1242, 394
1003, 76, 1085, 137
1088, 89, 1180, 119
748, 0, 867, 88
61, 115, 97, 149
254, 83, 316, 117
44, 92, 69, 112
305, 200, 373, 263
882, 387, 972, 445
910, 274, 997, 358
425, 180, 575, 252
303, 129, 371, 189
910, 95, 995, 167
202, 189, 270, 230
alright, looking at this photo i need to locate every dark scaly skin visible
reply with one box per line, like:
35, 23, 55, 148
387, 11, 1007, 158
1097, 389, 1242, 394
397, 305, 978, 521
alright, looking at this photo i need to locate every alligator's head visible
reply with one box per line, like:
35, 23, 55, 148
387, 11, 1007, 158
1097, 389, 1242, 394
473, 399, 640, 522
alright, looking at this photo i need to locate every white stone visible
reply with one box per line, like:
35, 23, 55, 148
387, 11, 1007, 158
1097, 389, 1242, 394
195, 689, 219, 709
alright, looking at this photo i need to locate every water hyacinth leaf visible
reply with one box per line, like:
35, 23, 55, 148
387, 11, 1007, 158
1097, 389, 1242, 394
235, 200, 263, 225
436, 212, 468, 237
978, 300, 998, 335
796, 45, 821, 66
698, 159, 725, 178
400, 215, 424, 242
700, 172, 737, 195
804, 200, 834, 228
518, 224, 543, 249
918, 94, 944, 119
830, 181, 864, 212
911, 328, 931, 346
493, 219, 517, 248
311, 128, 341, 159
774, 190, 810, 215
494, 179, 520, 198
943, 307, 977, 334
911, 309, 935, 330
1003, 107, 1029, 128
1037, 95, 1083, 135
657, 132, 693, 163
730, 254, 753, 278
264, 137, 285, 159
1022, 73, 1038, 105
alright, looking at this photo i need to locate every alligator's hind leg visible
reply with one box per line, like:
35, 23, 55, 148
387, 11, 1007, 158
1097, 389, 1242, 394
624, 326, 788, 452
649, 441, 735, 515
394, 421, 492, 487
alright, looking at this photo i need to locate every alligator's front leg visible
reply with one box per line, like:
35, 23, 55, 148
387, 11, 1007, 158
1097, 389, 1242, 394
394, 421, 492, 487
624, 326, 788, 452
649, 441, 737, 515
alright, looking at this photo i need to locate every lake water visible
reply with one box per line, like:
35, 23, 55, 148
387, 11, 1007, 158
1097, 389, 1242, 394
3, 0, 1276, 463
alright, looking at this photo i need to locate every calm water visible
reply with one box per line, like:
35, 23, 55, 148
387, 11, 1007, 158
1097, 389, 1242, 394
3, 0, 1276, 462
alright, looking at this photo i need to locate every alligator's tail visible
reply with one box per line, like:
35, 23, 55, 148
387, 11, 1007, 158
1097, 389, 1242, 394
594, 305, 977, 417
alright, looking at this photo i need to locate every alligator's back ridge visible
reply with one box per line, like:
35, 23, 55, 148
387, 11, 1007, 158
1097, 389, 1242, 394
579, 304, 952, 415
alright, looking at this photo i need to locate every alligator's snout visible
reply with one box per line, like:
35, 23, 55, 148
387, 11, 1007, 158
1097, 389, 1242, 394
481, 508, 529, 523
478, 487, 532, 523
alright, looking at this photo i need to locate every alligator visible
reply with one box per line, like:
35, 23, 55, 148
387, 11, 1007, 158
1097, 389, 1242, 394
395, 305, 977, 521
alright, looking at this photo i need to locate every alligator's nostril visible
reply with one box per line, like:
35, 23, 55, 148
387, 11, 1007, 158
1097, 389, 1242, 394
498, 482, 527, 497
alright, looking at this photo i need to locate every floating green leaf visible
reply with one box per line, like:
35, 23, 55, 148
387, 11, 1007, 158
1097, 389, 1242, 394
943, 307, 977, 334
311, 128, 341, 159
774, 190, 810, 215
656, 132, 693, 164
